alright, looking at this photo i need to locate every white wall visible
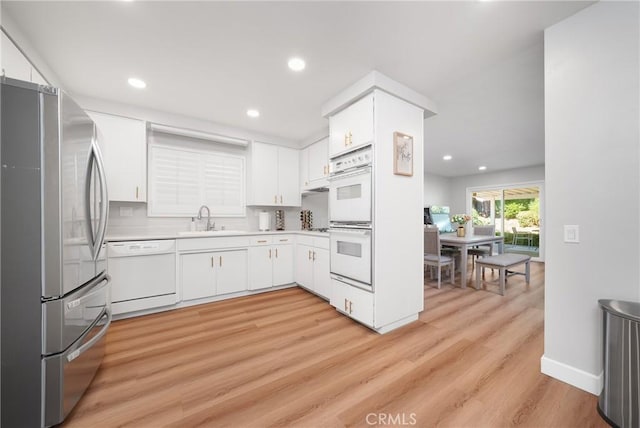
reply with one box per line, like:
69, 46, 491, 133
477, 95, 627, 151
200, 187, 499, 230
107, 202, 305, 237
543, 1, 640, 394
423, 172, 451, 208
448, 165, 545, 214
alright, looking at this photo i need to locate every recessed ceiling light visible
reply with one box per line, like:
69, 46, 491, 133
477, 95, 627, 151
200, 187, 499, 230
127, 77, 146, 89
478, 166, 487, 171
443, 155, 452, 161
247, 109, 260, 118
287, 57, 306, 72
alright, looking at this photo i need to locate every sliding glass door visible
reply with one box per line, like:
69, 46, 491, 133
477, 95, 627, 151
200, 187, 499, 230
468, 182, 544, 261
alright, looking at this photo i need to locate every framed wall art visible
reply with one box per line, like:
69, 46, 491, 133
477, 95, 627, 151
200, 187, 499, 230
393, 132, 413, 176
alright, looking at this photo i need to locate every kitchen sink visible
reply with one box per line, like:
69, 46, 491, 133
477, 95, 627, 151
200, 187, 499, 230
177, 230, 246, 237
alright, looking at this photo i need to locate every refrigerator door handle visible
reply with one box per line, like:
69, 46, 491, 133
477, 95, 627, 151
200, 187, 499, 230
92, 139, 109, 260
84, 150, 97, 259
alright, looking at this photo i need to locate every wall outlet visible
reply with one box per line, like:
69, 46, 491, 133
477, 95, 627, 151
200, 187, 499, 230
564, 225, 579, 243
119, 207, 134, 217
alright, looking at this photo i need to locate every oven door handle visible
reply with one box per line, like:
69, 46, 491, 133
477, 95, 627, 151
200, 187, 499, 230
329, 228, 371, 236
328, 166, 371, 181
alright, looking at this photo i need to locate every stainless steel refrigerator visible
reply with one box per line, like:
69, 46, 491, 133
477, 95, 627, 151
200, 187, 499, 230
1, 77, 111, 427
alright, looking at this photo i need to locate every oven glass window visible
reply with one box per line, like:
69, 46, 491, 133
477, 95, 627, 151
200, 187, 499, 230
337, 184, 362, 200
337, 241, 362, 258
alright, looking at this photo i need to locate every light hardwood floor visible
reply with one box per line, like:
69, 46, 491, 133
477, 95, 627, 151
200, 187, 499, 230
63, 262, 607, 427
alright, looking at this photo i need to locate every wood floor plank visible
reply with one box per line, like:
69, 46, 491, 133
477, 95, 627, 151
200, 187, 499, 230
63, 262, 606, 428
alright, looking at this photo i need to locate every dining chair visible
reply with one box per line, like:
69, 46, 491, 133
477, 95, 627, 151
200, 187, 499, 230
469, 225, 496, 275
424, 227, 455, 288
469, 225, 495, 260
511, 226, 533, 246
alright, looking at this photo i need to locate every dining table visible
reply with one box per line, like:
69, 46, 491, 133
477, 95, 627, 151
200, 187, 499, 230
439, 232, 505, 287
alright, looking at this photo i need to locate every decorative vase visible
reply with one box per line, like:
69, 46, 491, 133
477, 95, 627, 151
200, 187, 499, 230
457, 225, 465, 237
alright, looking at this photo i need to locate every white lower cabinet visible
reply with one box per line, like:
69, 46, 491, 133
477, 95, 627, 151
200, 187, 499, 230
313, 248, 331, 299
273, 244, 294, 285
248, 235, 295, 290
295, 236, 330, 299
331, 279, 374, 327
295, 244, 315, 289
181, 249, 247, 300
216, 250, 249, 295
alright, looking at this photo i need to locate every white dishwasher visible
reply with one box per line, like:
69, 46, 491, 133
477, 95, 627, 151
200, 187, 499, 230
108, 240, 177, 315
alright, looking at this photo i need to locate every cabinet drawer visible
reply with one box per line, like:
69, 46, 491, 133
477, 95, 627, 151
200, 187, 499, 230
273, 235, 295, 245
313, 236, 329, 250
250, 236, 273, 246
178, 236, 251, 252
297, 235, 314, 246
331, 279, 374, 327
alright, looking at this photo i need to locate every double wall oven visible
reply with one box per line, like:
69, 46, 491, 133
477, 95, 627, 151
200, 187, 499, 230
329, 146, 373, 291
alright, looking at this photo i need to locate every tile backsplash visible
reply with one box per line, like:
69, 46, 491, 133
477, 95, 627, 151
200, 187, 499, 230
107, 192, 329, 236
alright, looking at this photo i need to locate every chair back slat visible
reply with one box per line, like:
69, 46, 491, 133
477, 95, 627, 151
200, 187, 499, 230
474, 225, 495, 236
424, 227, 441, 255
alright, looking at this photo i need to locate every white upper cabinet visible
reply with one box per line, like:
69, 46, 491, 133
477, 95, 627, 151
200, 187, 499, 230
299, 146, 310, 188
308, 137, 329, 184
1, 32, 47, 84
88, 111, 147, 202
249, 142, 300, 206
277, 147, 300, 206
300, 137, 329, 191
329, 93, 374, 158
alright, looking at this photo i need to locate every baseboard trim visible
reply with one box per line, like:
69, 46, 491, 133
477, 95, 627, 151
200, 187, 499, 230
540, 355, 603, 395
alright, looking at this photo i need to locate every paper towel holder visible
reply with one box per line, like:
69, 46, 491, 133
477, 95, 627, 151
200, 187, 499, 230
259, 211, 271, 231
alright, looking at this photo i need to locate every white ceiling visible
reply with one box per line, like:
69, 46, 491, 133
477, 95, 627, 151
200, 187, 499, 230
2, 1, 592, 176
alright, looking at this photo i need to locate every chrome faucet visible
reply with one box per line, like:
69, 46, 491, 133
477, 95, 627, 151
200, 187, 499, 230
197, 205, 215, 231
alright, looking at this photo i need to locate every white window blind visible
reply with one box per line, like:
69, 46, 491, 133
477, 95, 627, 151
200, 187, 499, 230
148, 144, 245, 217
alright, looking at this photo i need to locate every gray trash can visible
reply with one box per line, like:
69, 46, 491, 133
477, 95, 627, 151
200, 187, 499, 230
598, 299, 640, 428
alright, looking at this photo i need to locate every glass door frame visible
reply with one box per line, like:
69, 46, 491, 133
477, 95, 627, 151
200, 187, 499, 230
466, 180, 545, 262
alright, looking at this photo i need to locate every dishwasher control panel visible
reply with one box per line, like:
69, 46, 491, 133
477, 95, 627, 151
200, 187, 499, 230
107, 240, 176, 257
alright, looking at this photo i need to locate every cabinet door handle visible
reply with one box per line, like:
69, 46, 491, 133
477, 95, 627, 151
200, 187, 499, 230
344, 131, 352, 146
344, 298, 348, 312
211, 256, 214, 268
280, 195, 283, 204
312, 251, 316, 261
269, 249, 272, 259
308, 250, 312, 260
274, 195, 277, 204
136, 186, 139, 199
275, 248, 278, 258
257, 240, 267, 243
349, 301, 353, 314
219, 256, 222, 267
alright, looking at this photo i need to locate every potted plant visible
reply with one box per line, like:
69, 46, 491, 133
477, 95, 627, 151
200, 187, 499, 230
451, 214, 471, 237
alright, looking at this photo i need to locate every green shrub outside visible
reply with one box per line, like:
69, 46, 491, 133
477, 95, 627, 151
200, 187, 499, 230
516, 210, 539, 227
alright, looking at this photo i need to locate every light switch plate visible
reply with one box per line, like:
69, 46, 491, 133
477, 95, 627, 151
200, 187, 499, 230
564, 225, 579, 243
120, 207, 134, 217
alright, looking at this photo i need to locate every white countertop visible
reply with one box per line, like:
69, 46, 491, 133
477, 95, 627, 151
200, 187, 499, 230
106, 230, 329, 242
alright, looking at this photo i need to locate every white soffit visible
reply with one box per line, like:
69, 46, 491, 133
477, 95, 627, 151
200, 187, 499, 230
321, 71, 438, 118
